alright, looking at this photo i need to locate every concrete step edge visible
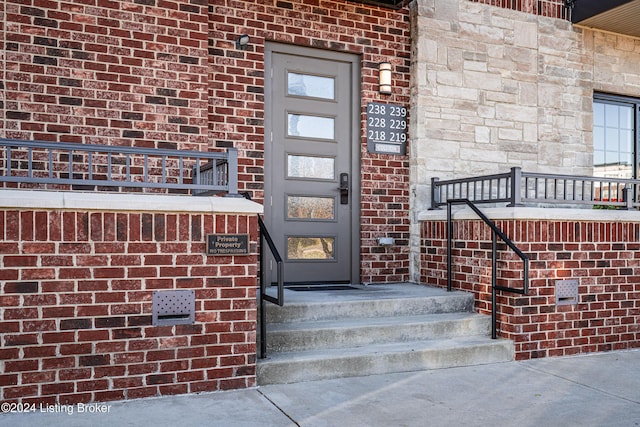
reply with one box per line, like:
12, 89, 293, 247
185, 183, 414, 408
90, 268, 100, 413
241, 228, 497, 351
265, 294, 475, 323
266, 313, 491, 352
267, 312, 488, 332
257, 338, 514, 385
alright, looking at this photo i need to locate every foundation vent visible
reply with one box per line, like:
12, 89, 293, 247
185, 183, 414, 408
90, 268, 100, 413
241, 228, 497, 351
555, 280, 579, 306
152, 290, 195, 326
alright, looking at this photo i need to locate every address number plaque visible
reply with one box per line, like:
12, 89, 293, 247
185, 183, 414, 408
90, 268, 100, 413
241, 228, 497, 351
366, 102, 408, 155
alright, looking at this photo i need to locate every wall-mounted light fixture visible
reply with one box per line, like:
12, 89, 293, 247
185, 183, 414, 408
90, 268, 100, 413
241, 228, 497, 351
236, 34, 250, 50
378, 62, 392, 95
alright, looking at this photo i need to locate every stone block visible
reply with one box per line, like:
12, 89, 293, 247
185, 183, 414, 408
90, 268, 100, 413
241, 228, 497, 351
515, 22, 538, 48
475, 126, 491, 144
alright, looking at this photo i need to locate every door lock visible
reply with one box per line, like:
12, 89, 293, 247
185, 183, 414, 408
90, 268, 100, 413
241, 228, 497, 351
339, 173, 349, 204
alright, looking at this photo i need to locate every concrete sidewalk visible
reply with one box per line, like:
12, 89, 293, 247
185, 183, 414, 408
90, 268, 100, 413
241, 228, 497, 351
3, 350, 640, 427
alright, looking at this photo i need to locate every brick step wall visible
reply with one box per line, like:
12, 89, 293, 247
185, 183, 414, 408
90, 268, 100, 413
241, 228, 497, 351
420, 208, 640, 360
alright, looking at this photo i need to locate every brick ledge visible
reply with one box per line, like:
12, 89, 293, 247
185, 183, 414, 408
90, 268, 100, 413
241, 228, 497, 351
0, 189, 263, 214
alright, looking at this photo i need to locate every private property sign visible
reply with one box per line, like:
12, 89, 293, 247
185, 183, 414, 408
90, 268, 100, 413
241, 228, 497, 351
206, 234, 250, 255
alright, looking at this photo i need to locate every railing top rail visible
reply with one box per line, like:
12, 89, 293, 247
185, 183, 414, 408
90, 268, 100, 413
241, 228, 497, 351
432, 167, 640, 209
432, 171, 512, 186
0, 138, 238, 196
433, 168, 640, 187
0, 138, 230, 159
521, 170, 639, 184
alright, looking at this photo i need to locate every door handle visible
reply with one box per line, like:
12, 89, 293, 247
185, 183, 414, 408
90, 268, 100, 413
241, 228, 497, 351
339, 172, 349, 204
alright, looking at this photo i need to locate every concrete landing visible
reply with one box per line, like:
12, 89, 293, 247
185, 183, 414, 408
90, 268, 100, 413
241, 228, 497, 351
266, 282, 469, 304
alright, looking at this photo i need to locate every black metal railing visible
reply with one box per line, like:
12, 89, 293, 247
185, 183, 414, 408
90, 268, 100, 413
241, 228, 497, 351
0, 138, 238, 196
432, 167, 638, 210
446, 199, 529, 339
242, 193, 284, 359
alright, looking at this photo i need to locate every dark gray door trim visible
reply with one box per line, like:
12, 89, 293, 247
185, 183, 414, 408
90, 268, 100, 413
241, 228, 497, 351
264, 42, 361, 284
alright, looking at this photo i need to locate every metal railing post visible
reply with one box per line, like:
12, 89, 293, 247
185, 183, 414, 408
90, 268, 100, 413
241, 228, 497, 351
445, 199, 528, 340
7, 146, 12, 176
491, 232, 497, 339
447, 201, 453, 292
508, 166, 523, 207
431, 177, 440, 209
226, 147, 240, 197
259, 230, 267, 359
241, 193, 284, 359
623, 186, 633, 210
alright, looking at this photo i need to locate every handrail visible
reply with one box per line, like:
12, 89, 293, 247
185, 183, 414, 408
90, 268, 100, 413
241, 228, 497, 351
432, 166, 637, 210
258, 215, 285, 306
447, 199, 529, 339
0, 138, 238, 196
242, 193, 284, 359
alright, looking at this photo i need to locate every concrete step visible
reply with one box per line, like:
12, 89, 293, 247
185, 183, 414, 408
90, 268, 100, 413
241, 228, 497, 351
257, 336, 514, 385
258, 283, 514, 385
266, 312, 491, 353
265, 284, 474, 323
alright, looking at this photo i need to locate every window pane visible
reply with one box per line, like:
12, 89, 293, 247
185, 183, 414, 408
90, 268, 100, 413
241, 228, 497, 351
620, 106, 634, 129
593, 127, 605, 151
594, 99, 636, 179
606, 151, 619, 165
288, 73, 335, 100
606, 128, 619, 151
287, 155, 334, 180
287, 196, 335, 220
621, 130, 633, 154
593, 102, 604, 127
287, 114, 335, 139
605, 104, 619, 128
287, 237, 334, 260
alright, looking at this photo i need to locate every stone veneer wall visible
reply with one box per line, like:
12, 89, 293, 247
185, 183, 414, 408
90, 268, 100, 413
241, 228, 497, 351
0, 191, 262, 404
409, 0, 640, 281
421, 209, 640, 360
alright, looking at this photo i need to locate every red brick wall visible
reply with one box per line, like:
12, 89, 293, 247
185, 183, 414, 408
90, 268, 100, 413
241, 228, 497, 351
211, 0, 412, 283
4, 0, 412, 283
0, 205, 258, 404
2, 0, 209, 151
421, 216, 640, 360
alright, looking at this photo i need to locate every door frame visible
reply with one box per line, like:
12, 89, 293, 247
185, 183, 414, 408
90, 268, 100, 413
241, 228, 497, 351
264, 42, 361, 285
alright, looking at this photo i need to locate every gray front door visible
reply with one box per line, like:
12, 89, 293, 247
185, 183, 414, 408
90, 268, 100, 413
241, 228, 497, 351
265, 44, 360, 284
